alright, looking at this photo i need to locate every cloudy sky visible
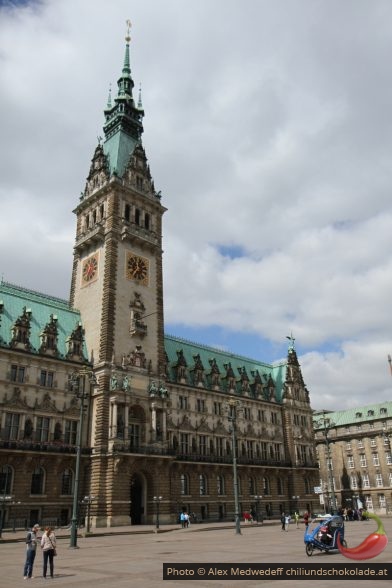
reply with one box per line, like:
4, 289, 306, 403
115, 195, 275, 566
1, 0, 392, 411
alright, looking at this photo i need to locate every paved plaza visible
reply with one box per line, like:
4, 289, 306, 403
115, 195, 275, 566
0, 518, 391, 588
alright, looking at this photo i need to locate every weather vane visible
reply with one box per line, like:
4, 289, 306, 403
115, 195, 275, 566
126, 19, 131, 43
286, 332, 295, 349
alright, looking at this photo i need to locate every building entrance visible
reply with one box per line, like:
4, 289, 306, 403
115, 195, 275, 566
130, 473, 144, 524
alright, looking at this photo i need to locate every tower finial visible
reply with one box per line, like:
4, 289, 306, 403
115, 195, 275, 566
286, 332, 295, 350
125, 19, 131, 43
137, 83, 143, 110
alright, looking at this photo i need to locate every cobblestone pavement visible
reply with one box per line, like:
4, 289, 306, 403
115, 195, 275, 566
0, 518, 391, 588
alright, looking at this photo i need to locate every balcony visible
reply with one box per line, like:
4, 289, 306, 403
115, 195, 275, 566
0, 439, 91, 454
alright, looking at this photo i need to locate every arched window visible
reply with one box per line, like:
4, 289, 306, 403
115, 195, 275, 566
180, 473, 189, 496
217, 475, 225, 496
248, 476, 255, 495
304, 478, 311, 494
199, 474, 207, 496
0, 465, 13, 494
31, 467, 45, 495
263, 477, 270, 495
237, 475, 242, 495
61, 469, 73, 495
277, 477, 284, 495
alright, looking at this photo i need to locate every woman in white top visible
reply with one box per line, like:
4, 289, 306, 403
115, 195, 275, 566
41, 527, 57, 578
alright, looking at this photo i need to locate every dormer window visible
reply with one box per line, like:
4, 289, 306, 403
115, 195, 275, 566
355, 412, 362, 418
368, 410, 374, 416
136, 176, 143, 190
39, 314, 59, 355
66, 322, 86, 361
380, 408, 387, 415
10, 307, 32, 350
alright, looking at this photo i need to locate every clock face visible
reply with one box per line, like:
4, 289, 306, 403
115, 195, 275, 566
126, 253, 149, 285
82, 255, 98, 284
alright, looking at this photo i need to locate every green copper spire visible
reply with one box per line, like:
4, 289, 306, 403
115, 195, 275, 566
103, 20, 144, 177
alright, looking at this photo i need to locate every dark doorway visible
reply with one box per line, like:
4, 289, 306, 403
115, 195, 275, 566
130, 474, 143, 524
29, 509, 39, 528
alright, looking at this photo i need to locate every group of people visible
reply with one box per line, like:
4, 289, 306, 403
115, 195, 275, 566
23, 524, 57, 580
281, 511, 309, 531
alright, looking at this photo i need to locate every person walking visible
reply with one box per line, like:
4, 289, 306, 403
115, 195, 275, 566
280, 512, 286, 531
23, 524, 40, 579
41, 526, 57, 579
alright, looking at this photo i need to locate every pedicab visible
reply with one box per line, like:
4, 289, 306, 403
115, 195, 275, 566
304, 514, 347, 556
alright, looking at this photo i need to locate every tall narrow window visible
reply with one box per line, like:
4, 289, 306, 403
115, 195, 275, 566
129, 424, 140, 450
10, 365, 25, 383
31, 467, 45, 495
199, 474, 207, 496
64, 420, 78, 445
0, 465, 13, 494
124, 204, 131, 222
180, 474, 189, 496
135, 208, 141, 225
36, 417, 50, 442
217, 475, 225, 496
4, 413, 20, 440
61, 469, 73, 495
144, 213, 150, 230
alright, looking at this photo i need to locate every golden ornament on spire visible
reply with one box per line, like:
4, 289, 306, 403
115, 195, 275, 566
125, 19, 131, 43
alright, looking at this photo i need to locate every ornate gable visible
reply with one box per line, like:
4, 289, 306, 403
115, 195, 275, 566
122, 143, 156, 195
35, 392, 58, 413
84, 143, 110, 198
3, 387, 29, 409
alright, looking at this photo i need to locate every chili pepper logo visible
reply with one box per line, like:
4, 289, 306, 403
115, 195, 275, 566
337, 511, 388, 560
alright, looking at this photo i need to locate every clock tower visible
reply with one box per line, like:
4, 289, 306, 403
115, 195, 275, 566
70, 23, 166, 469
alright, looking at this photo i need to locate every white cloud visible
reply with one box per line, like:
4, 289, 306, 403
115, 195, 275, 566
1, 0, 392, 411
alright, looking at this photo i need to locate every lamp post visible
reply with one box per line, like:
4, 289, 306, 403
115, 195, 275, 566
315, 413, 337, 514
254, 495, 262, 524
153, 496, 162, 530
228, 397, 241, 535
69, 368, 96, 548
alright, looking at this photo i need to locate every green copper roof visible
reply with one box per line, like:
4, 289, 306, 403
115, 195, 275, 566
313, 401, 392, 428
102, 39, 144, 178
0, 280, 88, 361
163, 334, 287, 402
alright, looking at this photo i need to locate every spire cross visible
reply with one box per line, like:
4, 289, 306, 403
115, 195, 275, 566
125, 19, 131, 43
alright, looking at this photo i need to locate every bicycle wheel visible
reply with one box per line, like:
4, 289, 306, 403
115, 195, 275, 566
305, 543, 314, 557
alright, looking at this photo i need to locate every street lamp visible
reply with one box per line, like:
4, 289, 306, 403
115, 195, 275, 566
82, 495, 96, 534
254, 495, 263, 524
227, 397, 242, 535
153, 496, 162, 530
315, 412, 337, 514
69, 368, 96, 548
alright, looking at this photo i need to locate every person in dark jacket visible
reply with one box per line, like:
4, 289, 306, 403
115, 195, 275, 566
23, 524, 40, 579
